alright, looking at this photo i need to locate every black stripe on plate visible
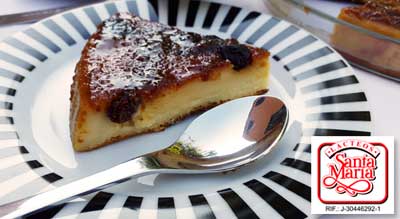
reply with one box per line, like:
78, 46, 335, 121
202, 3, 221, 29
84, 7, 102, 26
301, 75, 359, 93
105, 2, 118, 16
158, 197, 176, 219
185, 0, 200, 27
262, 26, 299, 50
43, 20, 76, 46
0, 67, 25, 82
246, 17, 279, 44
285, 47, 333, 71
273, 35, 317, 61
19, 146, 29, 154
306, 111, 371, 121
231, 11, 260, 39
244, 179, 307, 219
63, 13, 90, 40
218, 188, 259, 219
306, 92, 367, 106
0, 51, 35, 71
126, 0, 139, 15
123, 196, 143, 210
281, 158, 311, 174
0, 132, 18, 140
0, 116, 13, 124
4, 37, 47, 61
0, 101, 13, 110
293, 143, 311, 153
219, 6, 241, 33
24, 28, 61, 53
26, 160, 44, 169
81, 192, 113, 212
119, 196, 142, 219
168, 0, 179, 26
24, 203, 67, 219
189, 194, 217, 219
306, 128, 371, 136
264, 171, 311, 201
41, 173, 63, 183
0, 86, 16, 96
148, 0, 159, 21
293, 60, 347, 81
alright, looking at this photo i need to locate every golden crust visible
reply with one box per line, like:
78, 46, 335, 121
71, 56, 270, 151
338, 6, 400, 38
75, 89, 267, 152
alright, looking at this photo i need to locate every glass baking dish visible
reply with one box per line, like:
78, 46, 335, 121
265, 0, 400, 82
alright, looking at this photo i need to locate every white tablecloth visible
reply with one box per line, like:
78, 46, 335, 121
0, 1, 398, 218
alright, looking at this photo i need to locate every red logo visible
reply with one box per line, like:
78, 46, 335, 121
317, 139, 388, 204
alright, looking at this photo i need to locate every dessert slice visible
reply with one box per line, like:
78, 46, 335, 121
70, 13, 270, 152
331, 0, 400, 78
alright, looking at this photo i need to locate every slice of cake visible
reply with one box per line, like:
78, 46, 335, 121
70, 13, 270, 152
331, 0, 400, 78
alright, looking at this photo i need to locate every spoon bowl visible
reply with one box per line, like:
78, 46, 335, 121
152, 95, 288, 171
1, 95, 288, 219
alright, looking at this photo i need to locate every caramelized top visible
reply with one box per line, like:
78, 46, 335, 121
345, 0, 368, 3
76, 13, 267, 111
344, 0, 400, 28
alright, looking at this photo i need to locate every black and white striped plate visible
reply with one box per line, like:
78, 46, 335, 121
0, 0, 372, 218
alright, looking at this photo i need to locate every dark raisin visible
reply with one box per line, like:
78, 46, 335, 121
220, 45, 252, 70
188, 32, 202, 43
107, 93, 140, 123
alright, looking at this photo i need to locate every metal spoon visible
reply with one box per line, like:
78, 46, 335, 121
1, 95, 288, 219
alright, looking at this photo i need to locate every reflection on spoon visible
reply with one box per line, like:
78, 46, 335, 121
153, 96, 288, 169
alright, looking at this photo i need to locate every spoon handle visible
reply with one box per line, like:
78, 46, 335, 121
0, 156, 155, 219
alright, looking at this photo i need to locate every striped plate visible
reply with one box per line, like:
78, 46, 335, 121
0, 0, 372, 218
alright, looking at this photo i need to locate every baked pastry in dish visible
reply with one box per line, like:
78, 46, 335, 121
342, 0, 396, 4
70, 13, 270, 151
331, 0, 400, 78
